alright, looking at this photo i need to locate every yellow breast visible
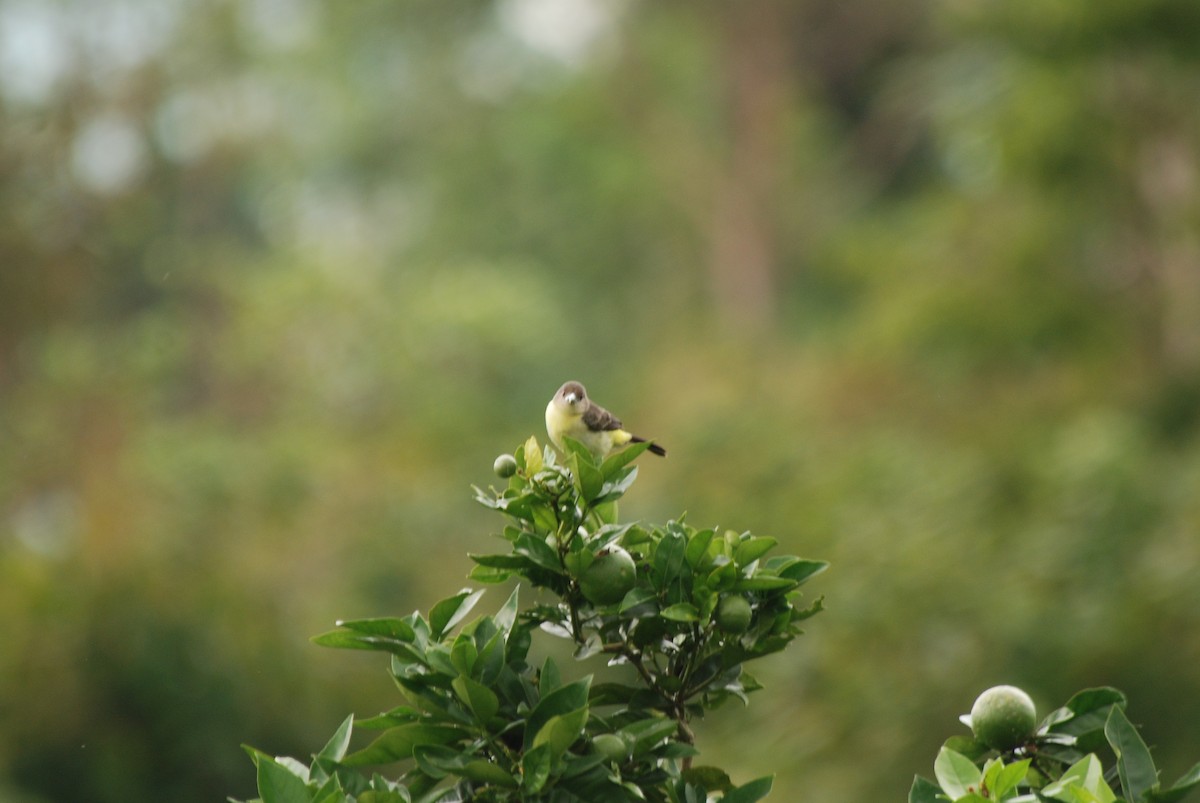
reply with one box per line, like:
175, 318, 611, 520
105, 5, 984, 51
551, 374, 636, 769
545, 401, 626, 458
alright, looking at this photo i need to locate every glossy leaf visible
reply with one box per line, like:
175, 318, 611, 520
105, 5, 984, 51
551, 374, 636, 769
513, 533, 563, 572
342, 725, 465, 767
720, 775, 773, 803
429, 589, 486, 639
732, 537, 777, 567
524, 677, 592, 751
620, 717, 679, 754
1042, 754, 1116, 803
1146, 761, 1200, 803
681, 766, 732, 792
568, 448, 605, 501
459, 760, 518, 788
451, 676, 499, 724
532, 707, 589, 761
936, 747, 983, 800
778, 559, 830, 585
600, 440, 652, 480
987, 758, 1031, 800
660, 603, 701, 622
909, 775, 944, 803
257, 756, 313, 803
1106, 706, 1159, 802
521, 744, 553, 794
315, 714, 355, 764
653, 528, 688, 586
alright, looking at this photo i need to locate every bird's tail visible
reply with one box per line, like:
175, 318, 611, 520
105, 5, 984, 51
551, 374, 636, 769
630, 435, 667, 457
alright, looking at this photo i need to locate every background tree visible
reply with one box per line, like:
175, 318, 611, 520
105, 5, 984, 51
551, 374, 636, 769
1, 0, 1198, 801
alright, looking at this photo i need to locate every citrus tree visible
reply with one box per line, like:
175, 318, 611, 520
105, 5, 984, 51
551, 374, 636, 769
235, 437, 827, 802
912, 686, 1200, 803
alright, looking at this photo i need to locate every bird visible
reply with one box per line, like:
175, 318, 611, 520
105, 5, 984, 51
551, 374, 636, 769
545, 381, 667, 460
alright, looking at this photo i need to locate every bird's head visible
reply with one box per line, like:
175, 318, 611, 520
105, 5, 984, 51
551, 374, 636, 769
553, 381, 588, 414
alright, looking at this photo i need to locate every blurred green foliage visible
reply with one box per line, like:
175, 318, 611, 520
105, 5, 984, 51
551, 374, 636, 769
1, 0, 1199, 801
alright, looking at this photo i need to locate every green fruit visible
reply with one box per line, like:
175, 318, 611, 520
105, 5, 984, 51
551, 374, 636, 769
716, 595, 752, 633
593, 734, 628, 763
970, 685, 1037, 751
493, 454, 518, 478
578, 547, 636, 606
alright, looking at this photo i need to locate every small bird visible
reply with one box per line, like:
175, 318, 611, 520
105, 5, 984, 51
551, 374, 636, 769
545, 381, 667, 460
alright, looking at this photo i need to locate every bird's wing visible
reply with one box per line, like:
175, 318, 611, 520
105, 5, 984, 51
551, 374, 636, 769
582, 403, 624, 432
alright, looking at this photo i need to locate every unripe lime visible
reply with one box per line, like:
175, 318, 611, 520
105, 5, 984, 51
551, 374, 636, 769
593, 734, 628, 762
493, 454, 518, 478
970, 685, 1037, 751
578, 547, 636, 606
716, 595, 752, 633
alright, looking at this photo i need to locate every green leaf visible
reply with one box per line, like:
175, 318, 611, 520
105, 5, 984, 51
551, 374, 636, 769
257, 756, 313, 803
935, 747, 983, 800
532, 707, 589, 761
449, 634, 477, 675
522, 436, 543, 474
540, 656, 562, 695
524, 677, 592, 751
562, 436, 597, 466
943, 735, 989, 762
514, 533, 564, 573
681, 766, 733, 792
1043, 754, 1116, 803
731, 576, 797, 592
1067, 688, 1128, 716
411, 745, 458, 780
311, 774, 348, 803
475, 630, 507, 687
909, 775, 944, 803
600, 440, 652, 480
422, 643, 459, 677
309, 631, 422, 659
494, 586, 519, 634
459, 759, 519, 788
733, 537, 777, 567
618, 586, 658, 612
568, 444, 609, 501
619, 717, 679, 755
653, 528, 688, 586
1106, 707, 1159, 802
315, 714, 354, 764
706, 560, 739, 591
429, 589, 485, 639
521, 744, 553, 794
987, 759, 1031, 800
1146, 761, 1200, 803
452, 676, 500, 724
720, 775, 773, 803
684, 529, 716, 568
777, 559, 829, 585
356, 793, 409, 803
469, 553, 537, 569
1046, 688, 1129, 747
343, 725, 465, 767
660, 603, 701, 622
467, 564, 512, 583
333, 618, 417, 641
589, 682, 658, 708
355, 707, 422, 730
593, 466, 639, 506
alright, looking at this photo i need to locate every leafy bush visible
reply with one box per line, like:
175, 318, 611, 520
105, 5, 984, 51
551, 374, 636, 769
234, 437, 827, 802
911, 687, 1200, 803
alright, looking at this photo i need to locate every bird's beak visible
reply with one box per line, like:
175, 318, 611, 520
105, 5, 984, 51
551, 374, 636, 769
565, 393, 577, 404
